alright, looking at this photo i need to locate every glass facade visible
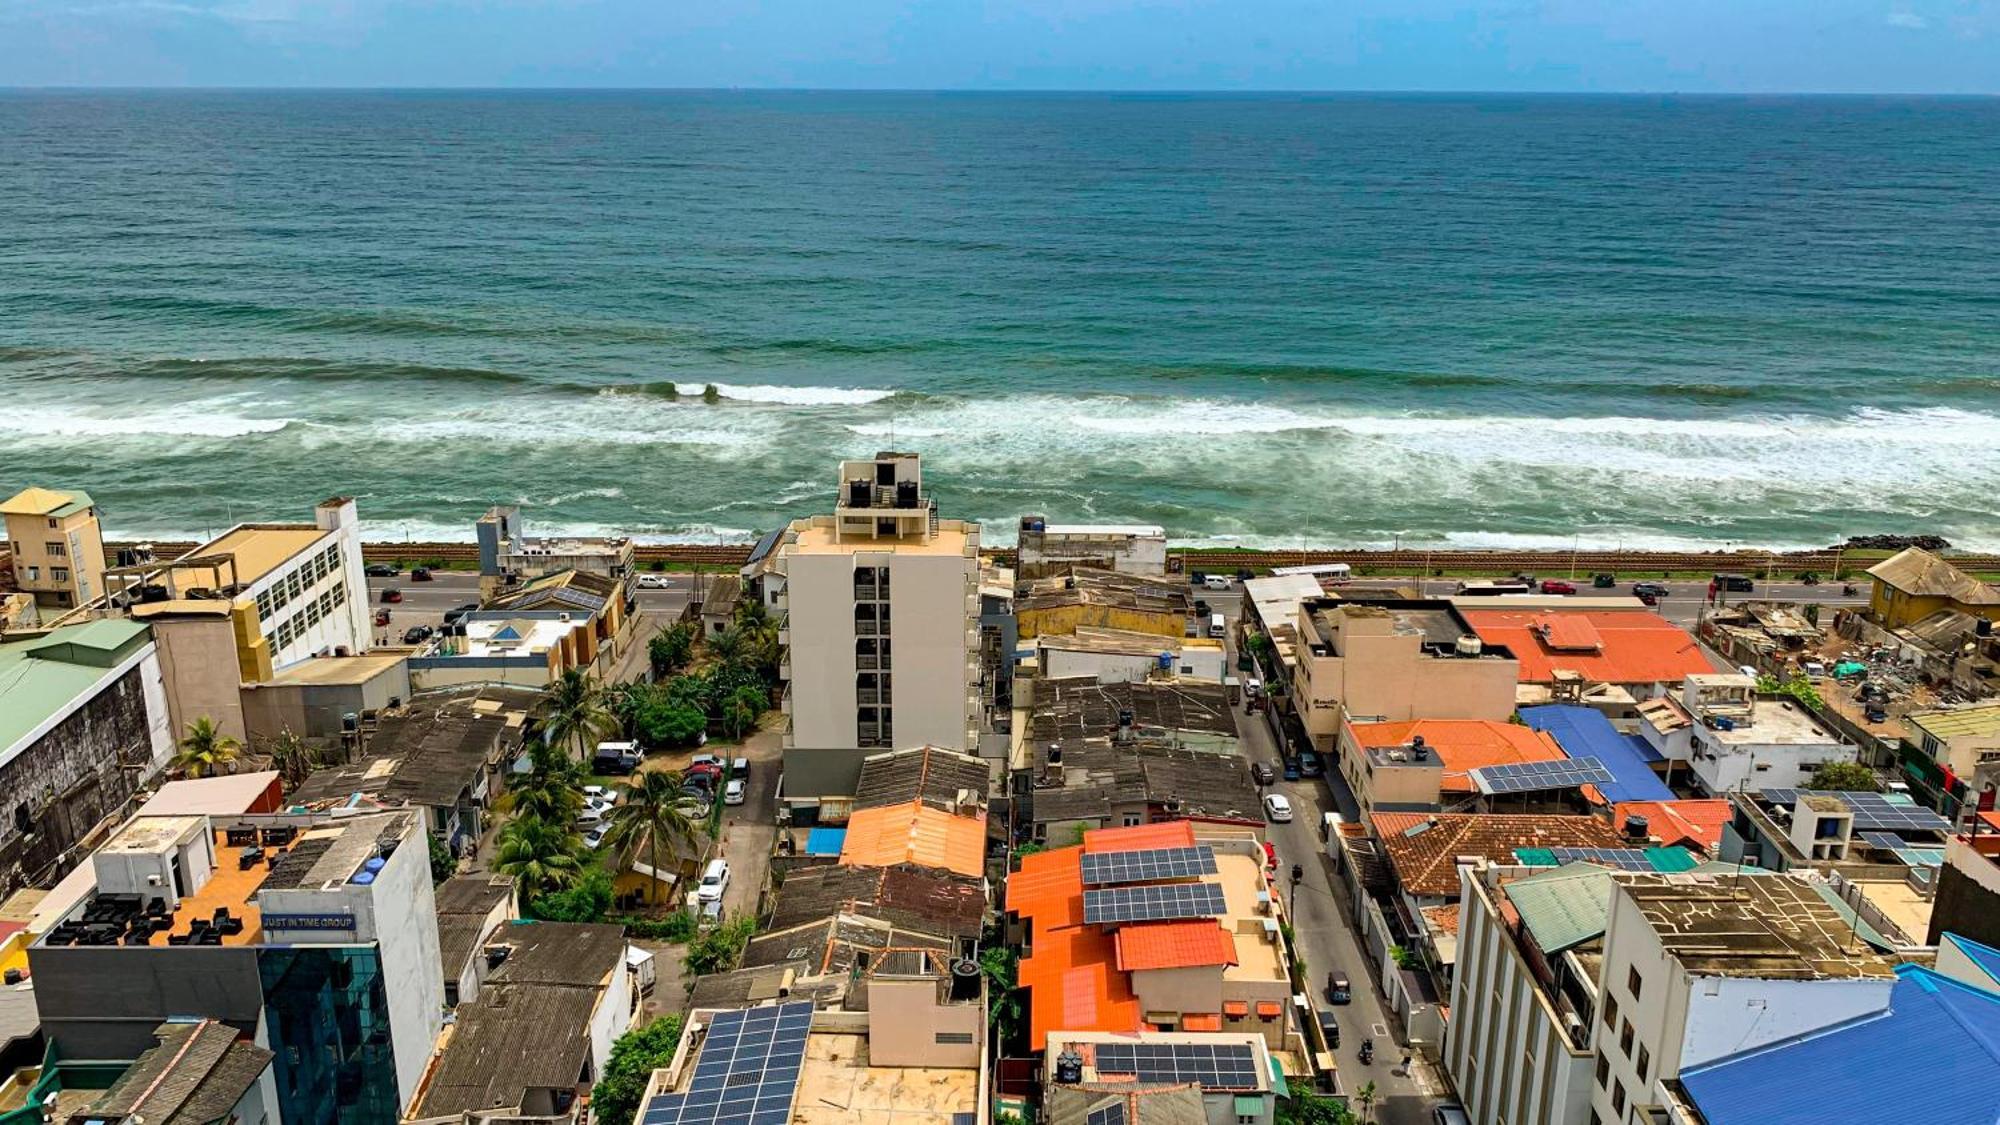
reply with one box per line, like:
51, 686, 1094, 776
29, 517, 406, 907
259, 947, 400, 1125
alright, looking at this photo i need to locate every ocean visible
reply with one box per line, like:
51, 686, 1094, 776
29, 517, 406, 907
3, 90, 1998, 550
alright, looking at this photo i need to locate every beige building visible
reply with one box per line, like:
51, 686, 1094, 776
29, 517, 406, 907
1290, 597, 1518, 752
1, 487, 107, 611
773, 453, 980, 752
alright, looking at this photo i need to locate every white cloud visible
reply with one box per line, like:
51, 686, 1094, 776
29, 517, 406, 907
1885, 10, 1930, 29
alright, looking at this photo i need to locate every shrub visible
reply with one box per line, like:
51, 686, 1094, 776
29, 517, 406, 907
612, 913, 697, 942
592, 1015, 686, 1125
684, 916, 756, 976
528, 866, 613, 923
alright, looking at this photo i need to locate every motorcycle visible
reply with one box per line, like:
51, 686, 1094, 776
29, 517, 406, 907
1358, 1039, 1374, 1065
1842, 584, 1858, 596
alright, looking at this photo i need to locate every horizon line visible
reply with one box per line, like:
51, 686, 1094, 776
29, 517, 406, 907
3, 84, 1997, 98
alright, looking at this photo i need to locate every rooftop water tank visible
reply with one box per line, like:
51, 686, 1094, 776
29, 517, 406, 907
1455, 634, 1483, 657
350, 871, 376, 886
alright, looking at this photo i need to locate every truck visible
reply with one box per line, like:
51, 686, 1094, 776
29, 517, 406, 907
625, 945, 657, 996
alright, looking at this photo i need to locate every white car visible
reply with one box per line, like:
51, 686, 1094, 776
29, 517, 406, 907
582, 826, 607, 850
697, 859, 730, 904
1264, 793, 1294, 823
724, 779, 746, 806
582, 785, 613, 803
637, 573, 674, 589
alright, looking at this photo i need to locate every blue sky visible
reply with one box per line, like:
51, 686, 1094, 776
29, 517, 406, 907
2, 0, 1996, 92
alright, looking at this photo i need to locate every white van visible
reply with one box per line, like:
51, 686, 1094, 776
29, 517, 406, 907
697, 858, 731, 904
1208, 613, 1227, 639
1202, 574, 1234, 591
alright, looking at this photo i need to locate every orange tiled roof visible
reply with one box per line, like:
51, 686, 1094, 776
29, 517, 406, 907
1084, 820, 1196, 854
1370, 812, 1626, 897
1113, 920, 1238, 972
1460, 609, 1711, 686
1180, 1013, 1221, 1032
1016, 912, 1144, 1050
839, 799, 986, 878
1223, 999, 1249, 1017
1352, 720, 1567, 793
1614, 799, 1733, 853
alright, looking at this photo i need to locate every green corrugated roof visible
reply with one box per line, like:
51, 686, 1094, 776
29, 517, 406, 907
1506, 864, 1617, 954
1515, 847, 1557, 866
0, 620, 152, 753
1266, 1055, 1289, 1098
1645, 846, 1700, 873
1908, 704, 2000, 741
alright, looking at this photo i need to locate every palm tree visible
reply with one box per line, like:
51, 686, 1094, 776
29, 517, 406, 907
602, 770, 700, 906
264, 728, 322, 788
172, 717, 242, 779
534, 669, 616, 761
1352, 1082, 1378, 1125
493, 818, 584, 897
503, 740, 585, 824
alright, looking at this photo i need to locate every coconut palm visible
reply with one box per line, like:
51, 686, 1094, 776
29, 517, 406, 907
493, 817, 584, 897
263, 728, 323, 788
172, 717, 242, 779
503, 739, 586, 823
602, 770, 701, 906
534, 669, 616, 761
1352, 1082, 1378, 1125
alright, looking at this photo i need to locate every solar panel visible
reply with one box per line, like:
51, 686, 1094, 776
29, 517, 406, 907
1471, 757, 1617, 795
1760, 790, 1954, 835
1859, 830, 1905, 850
1091, 1042, 1261, 1089
1086, 1103, 1128, 1125
1081, 846, 1219, 886
1082, 882, 1228, 925
1546, 847, 1655, 871
641, 1002, 814, 1125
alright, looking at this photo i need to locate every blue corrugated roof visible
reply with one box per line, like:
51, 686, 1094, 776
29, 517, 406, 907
1947, 933, 2000, 991
804, 827, 847, 856
1517, 704, 1673, 804
1681, 964, 2000, 1125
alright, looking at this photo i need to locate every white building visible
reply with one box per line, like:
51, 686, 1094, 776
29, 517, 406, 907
1635, 674, 1853, 795
1035, 626, 1226, 684
773, 453, 980, 752
1445, 863, 1901, 1125
1015, 518, 1167, 578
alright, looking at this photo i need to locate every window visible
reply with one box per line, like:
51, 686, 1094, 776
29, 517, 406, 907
1618, 1020, 1634, 1059
1611, 1080, 1626, 1116
934, 1031, 974, 1045
1594, 1055, 1609, 1090
1627, 967, 1643, 1000
1603, 993, 1619, 1030
46, 518, 58, 529
13, 805, 28, 835
331, 584, 346, 606
1123, 815, 1143, 827
1636, 1044, 1650, 1084
44, 541, 65, 557
51, 567, 69, 583
24, 566, 38, 581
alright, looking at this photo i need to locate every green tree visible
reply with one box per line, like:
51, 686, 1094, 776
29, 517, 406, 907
684, 916, 756, 976
1809, 760, 1882, 792
719, 684, 766, 740
529, 866, 613, 923
980, 947, 1023, 1046
1276, 1093, 1354, 1125
428, 835, 457, 884
631, 691, 708, 748
534, 669, 617, 761
503, 741, 587, 823
1352, 1082, 1379, 1125
493, 818, 585, 898
172, 717, 242, 779
649, 623, 697, 678
603, 771, 702, 906
263, 728, 322, 787
592, 1015, 686, 1125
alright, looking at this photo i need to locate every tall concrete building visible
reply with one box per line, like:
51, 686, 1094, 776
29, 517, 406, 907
772, 453, 980, 753
1, 486, 107, 611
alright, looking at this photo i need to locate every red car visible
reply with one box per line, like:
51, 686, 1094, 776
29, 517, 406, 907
1539, 580, 1577, 595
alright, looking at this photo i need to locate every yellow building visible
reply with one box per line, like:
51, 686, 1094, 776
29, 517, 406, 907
0, 486, 106, 611
1015, 567, 1190, 640
1866, 547, 2000, 630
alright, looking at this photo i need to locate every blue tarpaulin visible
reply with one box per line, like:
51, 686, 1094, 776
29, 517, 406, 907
1518, 704, 1674, 804
804, 827, 847, 856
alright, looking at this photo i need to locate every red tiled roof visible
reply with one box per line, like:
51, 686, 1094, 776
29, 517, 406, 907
1084, 821, 1197, 854
1370, 812, 1626, 897
1113, 920, 1238, 972
1615, 799, 1733, 853
1460, 609, 1711, 686
1181, 1012, 1221, 1032
1352, 720, 1567, 794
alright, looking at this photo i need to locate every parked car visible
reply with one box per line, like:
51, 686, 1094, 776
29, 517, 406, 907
1316, 1009, 1341, 1048
1591, 573, 1617, 588
363, 563, 399, 578
443, 603, 479, 627
690, 753, 724, 771
1432, 1106, 1471, 1125
1635, 591, 1659, 606
1297, 750, 1324, 778
582, 826, 607, 850
582, 785, 613, 803
593, 741, 642, 774
411, 566, 434, 582
637, 573, 674, 589
1539, 579, 1577, 595
696, 859, 731, 904
1325, 971, 1352, 1005
575, 805, 608, 827
1282, 759, 1302, 782
379, 587, 402, 604
1250, 760, 1277, 785
401, 624, 434, 645
1263, 793, 1294, 823
1202, 574, 1234, 591
731, 757, 750, 780
724, 779, 746, 806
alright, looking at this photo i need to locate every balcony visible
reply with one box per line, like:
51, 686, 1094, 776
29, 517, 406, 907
856, 688, 882, 705
856, 653, 879, 671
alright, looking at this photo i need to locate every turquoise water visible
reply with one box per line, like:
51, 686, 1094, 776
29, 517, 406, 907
3, 91, 1998, 548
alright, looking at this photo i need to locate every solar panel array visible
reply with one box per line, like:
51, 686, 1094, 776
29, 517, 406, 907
1859, 830, 1906, 850
1085, 1103, 1128, 1125
1545, 847, 1657, 871
1090, 1042, 1260, 1089
1758, 790, 1955, 834
641, 1003, 813, 1125
1082, 882, 1228, 925
1081, 845, 1219, 886
1472, 757, 1616, 795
